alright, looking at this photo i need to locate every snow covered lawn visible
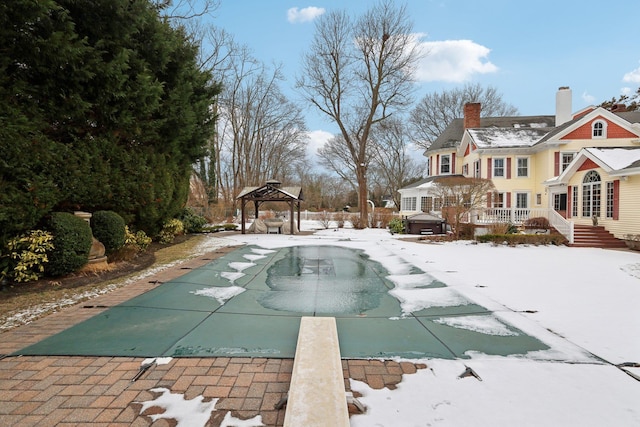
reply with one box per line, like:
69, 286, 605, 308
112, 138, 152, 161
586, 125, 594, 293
228, 223, 640, 426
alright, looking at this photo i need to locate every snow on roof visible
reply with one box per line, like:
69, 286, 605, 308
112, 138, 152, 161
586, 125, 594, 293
585, 147, 640, 171
468, 127, 548, 148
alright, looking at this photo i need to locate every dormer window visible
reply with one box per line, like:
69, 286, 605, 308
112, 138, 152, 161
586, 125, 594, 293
592, 120, 606, 138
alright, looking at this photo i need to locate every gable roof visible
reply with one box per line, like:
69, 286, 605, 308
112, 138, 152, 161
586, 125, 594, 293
427, 115, 555, 154
552, 147, 640, 185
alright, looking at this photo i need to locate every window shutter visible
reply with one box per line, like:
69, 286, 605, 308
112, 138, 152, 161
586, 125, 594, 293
506, 192, 511, 208
451, 153, 456, 174
487, 158, 492, 179
613, 180, 620, 220
554, 151, 560, 176
567, 186, 572, 218
486, 192, 492, 208
436, 154, 440, 176
506, 158, 512, 179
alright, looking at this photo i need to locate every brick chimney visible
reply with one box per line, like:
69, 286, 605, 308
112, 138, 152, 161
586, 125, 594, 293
463, 103, 481, 129
611, 103, 627, 113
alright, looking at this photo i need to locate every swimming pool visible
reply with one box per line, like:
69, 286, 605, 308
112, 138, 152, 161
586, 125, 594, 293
14, 245, 548, 359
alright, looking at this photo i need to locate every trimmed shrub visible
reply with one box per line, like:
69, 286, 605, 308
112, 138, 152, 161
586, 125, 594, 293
179, 208, 208, 233
388, 218, 405, 234
476, 233, 567, 246
45, 213, 93, 276
0, 230, 54, 283
158, 218, 184, 244
91, 211, 126, 254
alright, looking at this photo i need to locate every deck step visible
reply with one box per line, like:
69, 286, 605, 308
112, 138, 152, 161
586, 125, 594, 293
571, 225, 627, 248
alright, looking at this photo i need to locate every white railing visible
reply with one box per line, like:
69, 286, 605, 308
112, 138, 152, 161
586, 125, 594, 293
473, 208, 550, 225
548, 209, 574, 244
470, 207, 574, 243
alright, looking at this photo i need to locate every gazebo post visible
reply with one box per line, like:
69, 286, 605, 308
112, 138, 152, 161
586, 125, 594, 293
289, 200, 294, 235
240, 198, 246, 234
296, 201, 301, 232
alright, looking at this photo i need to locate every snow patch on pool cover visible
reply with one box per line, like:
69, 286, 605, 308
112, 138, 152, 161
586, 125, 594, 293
434, 315, 519, 336
190, 286, 245, 304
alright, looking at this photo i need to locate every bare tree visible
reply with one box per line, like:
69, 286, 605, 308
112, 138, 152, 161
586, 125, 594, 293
431, 176, 495, 239
410, 83, 518, 150
154, 0, 220, 21
297, 0, 421, 227
196, 29, 309, 208
369, 117, 424, 209
599, 87, 640, 112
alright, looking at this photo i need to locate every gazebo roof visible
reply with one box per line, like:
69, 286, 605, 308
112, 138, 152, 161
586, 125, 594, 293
236, 183, 303, 201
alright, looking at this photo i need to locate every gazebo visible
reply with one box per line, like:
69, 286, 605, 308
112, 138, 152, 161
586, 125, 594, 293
236, 179, 304, 235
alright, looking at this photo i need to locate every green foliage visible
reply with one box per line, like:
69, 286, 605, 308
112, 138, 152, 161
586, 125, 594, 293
0, 0, 220, 240
388, 218, 405, 234
45, 212, 93, 276
91, 211, 126, 254
179, 208, 208, 233
0, 230, 54, 283
476, 234, 567, 246
124, 226, 152, 252
158, 219, 184, 244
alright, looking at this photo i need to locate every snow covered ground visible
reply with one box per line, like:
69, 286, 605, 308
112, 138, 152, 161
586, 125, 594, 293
225, 221, 640, 426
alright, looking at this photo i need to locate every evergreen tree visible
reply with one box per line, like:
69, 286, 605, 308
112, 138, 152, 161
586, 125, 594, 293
0, 0, 219, 240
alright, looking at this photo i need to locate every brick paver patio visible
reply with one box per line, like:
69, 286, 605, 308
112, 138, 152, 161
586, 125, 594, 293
0, 247, 425, 426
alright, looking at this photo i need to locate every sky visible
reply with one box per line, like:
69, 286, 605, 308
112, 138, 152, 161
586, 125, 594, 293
138, 223, 640, 426
205, 0, 640, 164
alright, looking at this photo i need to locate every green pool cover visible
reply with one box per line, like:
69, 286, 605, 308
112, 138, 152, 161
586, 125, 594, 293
14, 245, 548, 359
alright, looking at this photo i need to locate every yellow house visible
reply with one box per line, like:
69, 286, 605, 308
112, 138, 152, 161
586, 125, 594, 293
399, 87, 640, 244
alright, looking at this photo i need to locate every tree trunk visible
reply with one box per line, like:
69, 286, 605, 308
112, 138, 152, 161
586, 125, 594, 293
357, 167, 368, 228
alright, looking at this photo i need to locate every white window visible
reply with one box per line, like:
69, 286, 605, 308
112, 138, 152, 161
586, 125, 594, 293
473, 160, 480, 178
492, 192, 505, 208
462, 164, 469, 176
561, 152, 575, 172
536, 193, 542, 205
592, 120, 607, 138
421, 196, 432, 212
402, 197, 417, 211
516, 157, 528, 177
440, 154, 451, 174
493, 158, 505, 178
425, 158, 431, 177
515, 192, 528, 209
606, 182, 614, 219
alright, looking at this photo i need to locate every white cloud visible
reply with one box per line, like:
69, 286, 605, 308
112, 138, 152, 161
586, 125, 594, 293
622, 64, 640, 83
287, 6, 325, 23
621, 87, 633, 96
581, 91, 596, 104
414, 39, 498, 82
306, 129, 333, 158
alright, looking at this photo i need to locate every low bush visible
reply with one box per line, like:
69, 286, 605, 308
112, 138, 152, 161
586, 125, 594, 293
388, 218, 405, 234
45, 212, 93, 277
476, 233, 567, 246
487, 222, 518, 234
0, 230, 54, 283
179, 208, 208, 233
91, 211, 126, 254
158, 219, 184, 244
523, 217, 550, 229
